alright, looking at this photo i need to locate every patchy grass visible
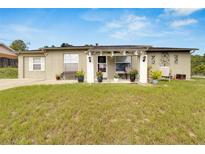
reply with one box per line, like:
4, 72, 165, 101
0, 67, 18, 79
0, 79, 205, 144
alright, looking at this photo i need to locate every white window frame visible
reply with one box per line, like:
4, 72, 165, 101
29, 57, 45, 72
115, 56, 131, 72
64, 54, 79, 72
97, 56, 108, 78
115, 56, 131, 63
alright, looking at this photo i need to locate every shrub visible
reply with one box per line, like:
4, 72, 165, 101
114, 73, 119, 78
151, 70, 162, 80
75, 70, 85, 77
128, 69, 138, 76
96, 71, 103, 78
0, 67, 18, 79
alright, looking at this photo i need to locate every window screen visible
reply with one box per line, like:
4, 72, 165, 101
33, 57, 42, 70
115, 56, 131, 72
64, 54, 79, 72
115, 56, 131, 63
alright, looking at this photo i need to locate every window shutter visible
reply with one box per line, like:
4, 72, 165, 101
29, 57, 33, 71
41, 57, 45, 71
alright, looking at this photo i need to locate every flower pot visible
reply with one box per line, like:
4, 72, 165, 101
97, 76, 103, 83
78, 76, 84, 82
130, 75, 136, 82
56, 76, 60, 80
152, 79, 158, 84
114, 78, 119, 82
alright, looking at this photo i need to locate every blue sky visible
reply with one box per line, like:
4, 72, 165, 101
0, 8, 204, 54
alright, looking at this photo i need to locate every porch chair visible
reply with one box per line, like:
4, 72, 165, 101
159, 66, 172, 82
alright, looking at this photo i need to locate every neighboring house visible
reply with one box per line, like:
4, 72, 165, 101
0, 43, 17, 67
17, 45, 198, 83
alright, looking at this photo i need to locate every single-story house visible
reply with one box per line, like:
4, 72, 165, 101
17, 45, 198, 83
0, 43, 17, 67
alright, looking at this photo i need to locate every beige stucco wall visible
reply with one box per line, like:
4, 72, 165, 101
18, 50, 87, 80
18, 55, 24, 78
23, 55, 47, 79
45, 50, 87, 80
147, 52, 191, 79
18, 50, 191, 80
18, 53, 46, 79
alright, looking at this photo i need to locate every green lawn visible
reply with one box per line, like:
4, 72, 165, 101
0, 67, 18, 78
0, 79, 205, 144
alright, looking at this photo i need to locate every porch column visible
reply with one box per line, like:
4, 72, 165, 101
139, 53, 148, 83
86, 51, 94, 83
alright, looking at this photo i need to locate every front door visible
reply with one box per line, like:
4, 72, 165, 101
98, 56, 108, 78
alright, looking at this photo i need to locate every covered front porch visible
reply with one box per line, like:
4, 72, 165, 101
86, 46, 149, 84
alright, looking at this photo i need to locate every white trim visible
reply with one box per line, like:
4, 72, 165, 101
28, 57, 33, 71
41, 57, 45, 71
28, 57, 45, 72
97, 56, 108, 78
139, 54, 147, 83
87, 53, 94, 83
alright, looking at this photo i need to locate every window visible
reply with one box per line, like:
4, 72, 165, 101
160, 53, 170, 66
98, 56, 106, 63
151, 55, 155, 64
29, 57, 45, 71
115, 56, 131, 72
64, 54, 79, 72
33, 57, 41, 70
174, 55, 178, 64
98, 56, 106, 72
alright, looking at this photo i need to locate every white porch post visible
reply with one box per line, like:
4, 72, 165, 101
86, 51, 94, 83
139, 53, 148, 83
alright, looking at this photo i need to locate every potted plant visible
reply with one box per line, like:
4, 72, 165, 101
56, 74, 61, 80
151, 70, 162, 84
128, 69, 138, 82
96, 71, 103, 83
75, 70, 85, 83
114, 73, 119, 82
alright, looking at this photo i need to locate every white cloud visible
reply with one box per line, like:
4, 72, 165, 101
105, 14, 147, 30
103, 14, 149, 39
163, 8, 202, 16
105, 22, 122, 29
110, 31, 128, 39
171, 19, 198, 28
8, 24, 43, 33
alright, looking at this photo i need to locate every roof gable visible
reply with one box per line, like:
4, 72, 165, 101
0, 43, 17, 58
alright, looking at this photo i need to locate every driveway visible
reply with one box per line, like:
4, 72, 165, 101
0, 79, 77, 91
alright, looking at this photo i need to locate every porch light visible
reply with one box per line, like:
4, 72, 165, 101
100, 51, 103, 56
88, 56, 92, 62
143, 56, 146, 62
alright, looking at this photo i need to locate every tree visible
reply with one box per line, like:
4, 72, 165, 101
60, 43, 73, 47
84, 44, 93, 47
191, 54, 205, 75
10, 40, 28, 51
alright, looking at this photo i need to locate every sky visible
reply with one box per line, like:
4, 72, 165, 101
0, 8, 204, 55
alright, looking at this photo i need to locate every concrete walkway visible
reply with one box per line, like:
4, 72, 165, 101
0, 79, 77, 91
